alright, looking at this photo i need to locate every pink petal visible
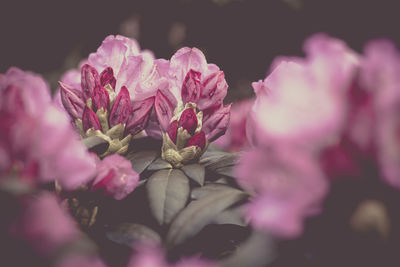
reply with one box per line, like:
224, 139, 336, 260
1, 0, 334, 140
12, 192, 80, 255
170, 47, 208, 83
93, 154, 139, 200
198, 70, 228, 110
202, 104, 231, 142
181, 69, 202, 104
0, 67, 51, 115
59, 81, 85, 119
155, 90, 176, 132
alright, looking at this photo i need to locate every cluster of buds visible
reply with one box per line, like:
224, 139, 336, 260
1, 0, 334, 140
161, 103, 208, 167
60, 64, 154, 157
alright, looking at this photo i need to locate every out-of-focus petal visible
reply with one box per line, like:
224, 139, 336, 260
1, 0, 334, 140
92, 154, 139, 200
11, 192, 80, 255
235, 147, 328, 237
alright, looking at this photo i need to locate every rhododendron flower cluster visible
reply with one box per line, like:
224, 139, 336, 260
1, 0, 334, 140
152, 48, 231, 166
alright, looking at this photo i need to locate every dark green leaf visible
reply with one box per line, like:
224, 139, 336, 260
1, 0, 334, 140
213, 206, 247, 226
214, 166, 235, 177
191, 183, 232, 200
146, 169, 190, 225
147, 158, 172, 171
106, 223, 161, 247
220, 231, 276, 267
181, 164, 205, 186
128, 150, 158, 173
167, 187, 248, 247
200, 151, 239, 171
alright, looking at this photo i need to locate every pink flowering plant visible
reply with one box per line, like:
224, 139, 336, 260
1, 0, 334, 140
3, 32, 400, 267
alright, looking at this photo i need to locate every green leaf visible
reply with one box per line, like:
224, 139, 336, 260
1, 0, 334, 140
166, 187, 248, 247
146, 169, 190, 225
181, 164, 205, 186
213, 206, 247, 226
190, 183, 232, 200
220, 231, 276, 267
128, 150, 158, 173
200, 151, 239, 171
214, 166, 235, 177
106, 223, 161, 247
147, 158, 172, 171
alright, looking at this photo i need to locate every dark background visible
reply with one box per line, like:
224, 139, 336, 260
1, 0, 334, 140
1, 0, 399, 100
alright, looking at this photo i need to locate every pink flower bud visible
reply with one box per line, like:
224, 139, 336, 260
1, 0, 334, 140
155, 90, 175, 131
126, 96, 155, 135
198, 71, 228, 110
109, 86, 131, 127
59, 82, 85, 120
181, 69, 202, 104
92, 85, 110, 111
82, 106, 102, 131
178, 108, 198, 134
92, 154, 139, 200
202, 104, 231, 142
186, 131, 206, 149
100, 67, 116, 89
167, 120, 178, 143
81, 64, 100, 101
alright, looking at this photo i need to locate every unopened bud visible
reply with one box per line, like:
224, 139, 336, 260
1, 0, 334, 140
167, 120, 178, 143
82, 106, 102, 132
186, 131, 206, 149
178, 108, 198, 135
100, 67, 116, 89
81, 64, 100, 101
92, 85, 110, 111
109, 86, 131, 128
126, 96, 155, 136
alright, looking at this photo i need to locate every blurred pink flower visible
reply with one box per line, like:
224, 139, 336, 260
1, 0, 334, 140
91, 154, 139, 200
56, 255, 108, 267
360, 40, 400, 189
236, 147, 327, 237
11, 192, 80, 255
127, 244, 215, 267
248, 34, 359, 149
0, 67, 96, 190
214, 98, 254, 151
